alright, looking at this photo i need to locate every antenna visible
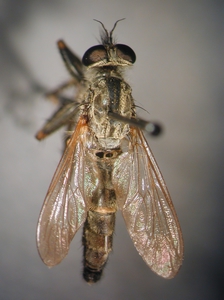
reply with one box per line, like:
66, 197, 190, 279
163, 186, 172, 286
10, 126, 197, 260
93, 19, 125, 44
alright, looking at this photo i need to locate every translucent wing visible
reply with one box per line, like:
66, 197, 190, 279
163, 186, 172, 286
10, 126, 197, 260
113, 128, 183, 278
37, 117, 89, 266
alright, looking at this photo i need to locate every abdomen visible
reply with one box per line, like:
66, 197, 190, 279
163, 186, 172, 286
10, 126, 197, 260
82, 210, 115, 283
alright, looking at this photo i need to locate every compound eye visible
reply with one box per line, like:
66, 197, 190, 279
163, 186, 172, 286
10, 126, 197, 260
116, 44, 136, 64
82, 45, 107, 66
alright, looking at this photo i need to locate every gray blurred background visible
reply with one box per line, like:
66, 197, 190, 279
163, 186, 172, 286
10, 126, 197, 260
0, 0, 223, 299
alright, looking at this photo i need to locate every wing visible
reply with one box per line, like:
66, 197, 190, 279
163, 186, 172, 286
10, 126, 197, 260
113, 128, 183, 278
37, 116, 89, 266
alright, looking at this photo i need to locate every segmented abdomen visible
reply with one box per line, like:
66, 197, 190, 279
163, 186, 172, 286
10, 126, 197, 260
82, 210, 115, 283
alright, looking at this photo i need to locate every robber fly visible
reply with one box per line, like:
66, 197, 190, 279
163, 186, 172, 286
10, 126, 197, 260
36, 20, 183, 283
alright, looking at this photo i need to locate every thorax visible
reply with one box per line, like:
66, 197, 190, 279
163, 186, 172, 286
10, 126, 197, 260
85, 68, 134, 149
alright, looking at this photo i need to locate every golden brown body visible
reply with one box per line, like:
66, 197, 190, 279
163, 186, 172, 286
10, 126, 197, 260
36, 21, 183, 283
